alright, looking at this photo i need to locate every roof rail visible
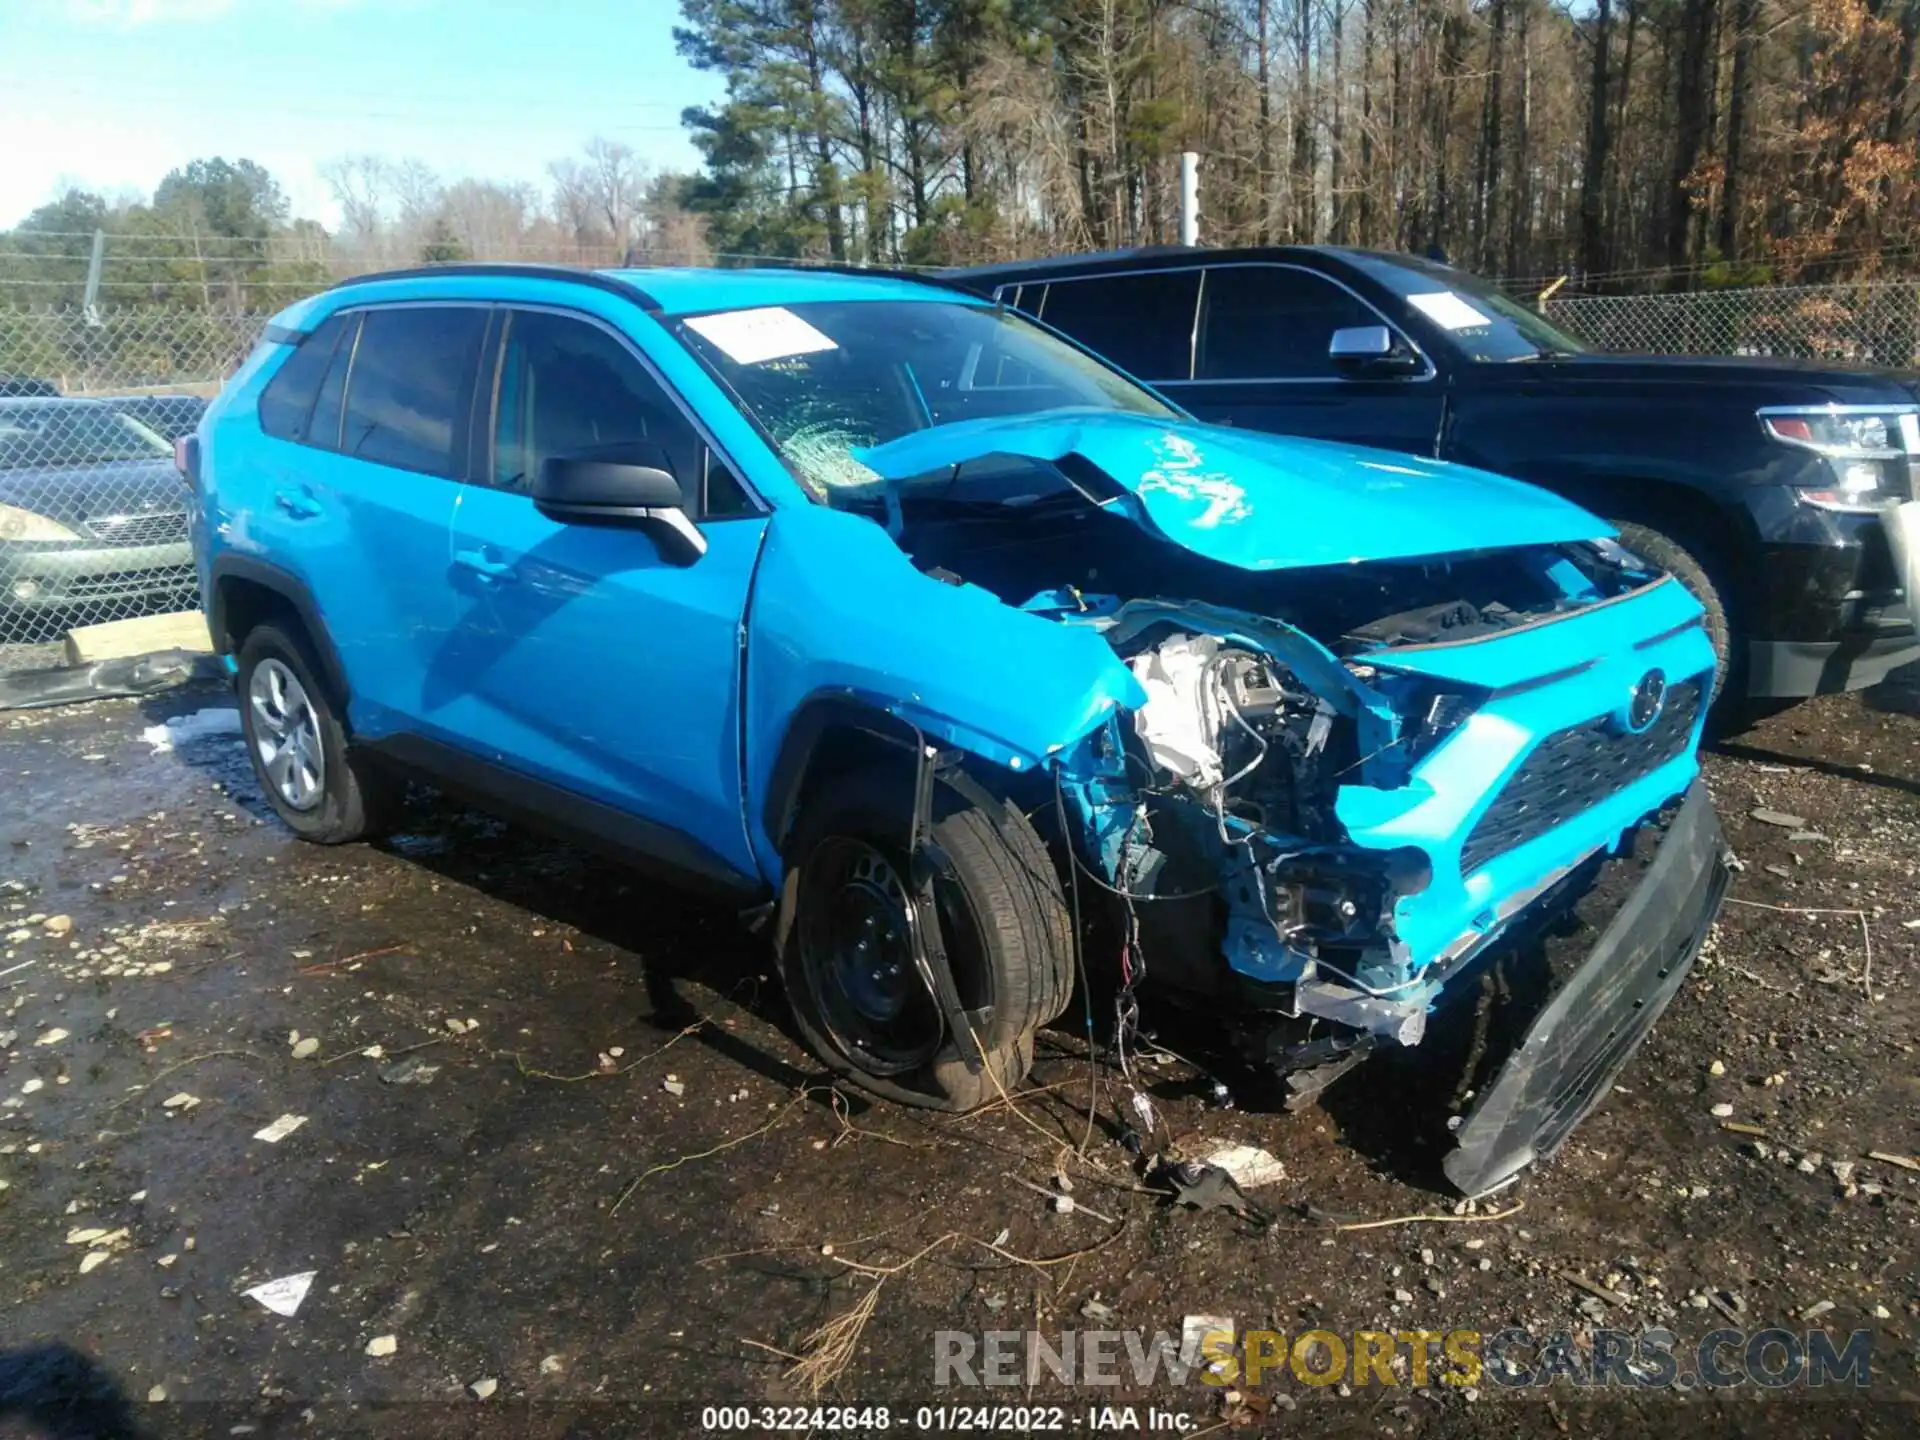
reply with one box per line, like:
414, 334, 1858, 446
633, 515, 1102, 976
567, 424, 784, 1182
330, 262, 661, 311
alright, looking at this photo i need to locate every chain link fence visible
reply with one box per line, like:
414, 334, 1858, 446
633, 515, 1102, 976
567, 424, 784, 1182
3, 273, 1918, 676
0, 310, 263, 671
1546, 281, 1920, 367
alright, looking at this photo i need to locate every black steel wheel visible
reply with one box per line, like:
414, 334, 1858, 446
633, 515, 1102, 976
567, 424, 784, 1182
795, 836, 944, 1075
778, 762, 1072, 1111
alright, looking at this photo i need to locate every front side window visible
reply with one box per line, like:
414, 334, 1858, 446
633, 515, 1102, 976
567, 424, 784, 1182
0, 403, 171, 468
1038, 271, 1200, 380
340, 306, 487, 476
1196, 266, 1390, 380
672, 299, 1178, 500
490, 309, 710, 508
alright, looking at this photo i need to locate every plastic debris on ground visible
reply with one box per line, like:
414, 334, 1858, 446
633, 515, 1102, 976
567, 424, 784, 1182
1180, 1315, 1236, 1376
244, 1271, 316, 1317
253, 1114, 307, 1144
0, 650, 223, 714
379, 1058, 440, 1086
1151, 1157, 1271, 1225
1199, 1142, 1287, 1189
139, 708, 244, 753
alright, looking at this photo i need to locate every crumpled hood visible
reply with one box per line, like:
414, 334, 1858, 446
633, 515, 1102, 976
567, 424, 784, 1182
856, 409, 1611, 570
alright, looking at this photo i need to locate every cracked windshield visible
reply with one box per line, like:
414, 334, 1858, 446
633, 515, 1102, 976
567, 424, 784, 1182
674, 299, 1176, 500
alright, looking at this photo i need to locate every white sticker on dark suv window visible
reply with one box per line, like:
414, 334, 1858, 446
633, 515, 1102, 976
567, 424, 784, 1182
1407, 291, 1492, 330
685, 306, 839, 366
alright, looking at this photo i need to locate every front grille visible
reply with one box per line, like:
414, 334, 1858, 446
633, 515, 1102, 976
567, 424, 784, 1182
85, 510, 189, 546
64, 563, 196, 598
1459, 678, 1704, 876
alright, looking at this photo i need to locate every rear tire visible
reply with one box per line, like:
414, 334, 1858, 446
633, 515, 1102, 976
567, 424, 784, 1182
235, 623, 399, 844
778, 765, 1071, 1111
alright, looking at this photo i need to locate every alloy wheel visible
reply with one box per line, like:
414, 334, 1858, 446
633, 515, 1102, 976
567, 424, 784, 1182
248, 657, 325, 812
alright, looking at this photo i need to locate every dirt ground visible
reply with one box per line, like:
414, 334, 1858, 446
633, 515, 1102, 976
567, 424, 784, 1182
1, 669, 1917, 1439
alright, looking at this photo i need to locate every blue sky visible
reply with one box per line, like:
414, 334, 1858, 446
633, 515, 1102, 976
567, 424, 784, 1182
0, 0, 725, 228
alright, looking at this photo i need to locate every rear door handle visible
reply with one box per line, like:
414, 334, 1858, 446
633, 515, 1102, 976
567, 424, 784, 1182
452, 548, 516, 585
273, 487, 321, 519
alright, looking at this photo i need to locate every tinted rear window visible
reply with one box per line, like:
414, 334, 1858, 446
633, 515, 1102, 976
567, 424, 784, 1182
340, 306, 487, 476
258, 313, 350, 443
1039, 271, 1200, 381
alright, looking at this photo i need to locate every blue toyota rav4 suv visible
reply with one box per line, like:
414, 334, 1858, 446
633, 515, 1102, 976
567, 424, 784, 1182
189, 263, 1728, 1195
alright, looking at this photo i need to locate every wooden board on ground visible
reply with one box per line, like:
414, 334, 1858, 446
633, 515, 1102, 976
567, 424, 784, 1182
63, 611, 212, 667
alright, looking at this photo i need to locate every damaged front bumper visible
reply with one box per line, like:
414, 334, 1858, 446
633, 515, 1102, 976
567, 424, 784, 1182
1442, 779, 1731, 1197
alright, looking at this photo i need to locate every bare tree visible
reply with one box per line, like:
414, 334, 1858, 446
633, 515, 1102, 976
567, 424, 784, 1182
317, 154, 389, 251
442, 178, 536, 259
547, 157, 604, 250
583, 136, 647, 256
390, 159, 443, 229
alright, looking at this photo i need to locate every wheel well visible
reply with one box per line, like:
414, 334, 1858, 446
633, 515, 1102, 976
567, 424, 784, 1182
212, 575, 300, 656
209, 567, 351, 711
1574, 477, 1752, 607
765, 706, 918, 856
763, 702, 1054, 858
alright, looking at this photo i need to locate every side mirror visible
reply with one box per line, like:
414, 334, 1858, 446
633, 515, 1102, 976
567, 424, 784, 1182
532, 442, 707, 566
1329, 325, 1423, 375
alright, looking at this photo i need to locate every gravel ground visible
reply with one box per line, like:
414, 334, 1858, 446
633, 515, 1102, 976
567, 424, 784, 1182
0, 672, 1916, 1439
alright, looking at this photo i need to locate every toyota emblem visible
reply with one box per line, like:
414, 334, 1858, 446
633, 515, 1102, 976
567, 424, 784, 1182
1626, 669, 1667, 732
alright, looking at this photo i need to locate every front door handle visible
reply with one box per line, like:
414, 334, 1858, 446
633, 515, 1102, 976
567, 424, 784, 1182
273, 487, 321, 520
452, 548, 516, 585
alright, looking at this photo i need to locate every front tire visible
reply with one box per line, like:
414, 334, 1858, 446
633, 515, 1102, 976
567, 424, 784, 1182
1610, 519, 1741, 714
235, 623, 398, 844
778, 765, 1071, 1111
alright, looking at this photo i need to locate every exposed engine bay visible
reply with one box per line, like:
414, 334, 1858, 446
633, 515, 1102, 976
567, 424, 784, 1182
1060, 612, 1449, 1083
859, 472, 1698, 1093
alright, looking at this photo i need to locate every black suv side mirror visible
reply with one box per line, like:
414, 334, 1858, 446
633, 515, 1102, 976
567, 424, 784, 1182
1328, 325, 1423, 376
532, 442, 707, 566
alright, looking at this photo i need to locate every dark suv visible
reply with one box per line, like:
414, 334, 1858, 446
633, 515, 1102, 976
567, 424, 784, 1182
947, 247, 1920, 711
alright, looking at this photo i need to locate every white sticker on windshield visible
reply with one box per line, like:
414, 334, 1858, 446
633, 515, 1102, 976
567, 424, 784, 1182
684, 306, 839, 366
1406, 291, 1493, 330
